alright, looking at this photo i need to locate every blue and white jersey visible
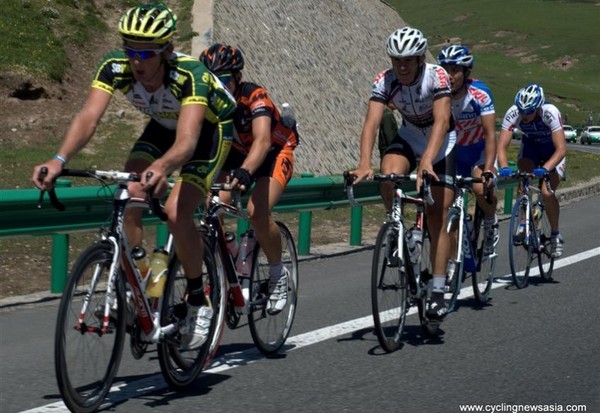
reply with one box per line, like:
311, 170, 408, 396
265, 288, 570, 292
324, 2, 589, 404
452, 79, 495, 146
501, 103, 563, 145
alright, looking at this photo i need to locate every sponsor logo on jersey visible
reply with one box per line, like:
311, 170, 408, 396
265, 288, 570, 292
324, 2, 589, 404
111, 63, 127, 74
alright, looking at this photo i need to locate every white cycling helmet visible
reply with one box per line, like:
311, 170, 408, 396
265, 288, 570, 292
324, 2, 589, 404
515, 83, 545, 115
386, 27, 428, 58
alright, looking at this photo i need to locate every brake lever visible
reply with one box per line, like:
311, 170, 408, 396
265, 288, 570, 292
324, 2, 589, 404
36, 167, 66, 211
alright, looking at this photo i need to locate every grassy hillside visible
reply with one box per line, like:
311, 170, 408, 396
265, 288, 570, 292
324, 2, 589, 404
387, 0, 600, 128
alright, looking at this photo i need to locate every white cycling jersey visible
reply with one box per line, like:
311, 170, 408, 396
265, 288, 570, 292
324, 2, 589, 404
370, 63, 456, 161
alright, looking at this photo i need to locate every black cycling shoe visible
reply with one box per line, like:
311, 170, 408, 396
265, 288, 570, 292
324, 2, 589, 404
426, 292, 448, 320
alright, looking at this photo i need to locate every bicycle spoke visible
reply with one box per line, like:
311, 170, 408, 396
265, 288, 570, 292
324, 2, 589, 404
371, 223, 407, 352
509, 199, 532, 288
248, 223, 298, 355
55, 243, 126, 413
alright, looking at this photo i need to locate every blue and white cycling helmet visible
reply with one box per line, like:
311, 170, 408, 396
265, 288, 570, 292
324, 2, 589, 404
437, 45, 474, 69
515, 83, 545, 115
386, 27, 428, 58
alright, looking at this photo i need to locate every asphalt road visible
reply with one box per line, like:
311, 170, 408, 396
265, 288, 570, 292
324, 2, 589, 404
1, 195, 599, 413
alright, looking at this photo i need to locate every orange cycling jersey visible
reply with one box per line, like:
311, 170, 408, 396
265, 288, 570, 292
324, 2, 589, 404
232, 82, 299, 154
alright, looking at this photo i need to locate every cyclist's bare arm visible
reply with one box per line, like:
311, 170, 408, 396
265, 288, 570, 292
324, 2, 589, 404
417, 95, 451, 189
142, 103, 206, 196
229, 116, 271, 191
32, 88, 112, 190
481, 112, 497, 174
351, 100, 386, 184
542, 128, 567, 172
496, 128, 513, 168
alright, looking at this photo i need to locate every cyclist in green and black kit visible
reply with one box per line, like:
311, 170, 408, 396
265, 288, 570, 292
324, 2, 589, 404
32, 2, 236, 350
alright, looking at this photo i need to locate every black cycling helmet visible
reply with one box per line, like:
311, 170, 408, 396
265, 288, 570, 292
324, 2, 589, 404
199, 43, 244, 73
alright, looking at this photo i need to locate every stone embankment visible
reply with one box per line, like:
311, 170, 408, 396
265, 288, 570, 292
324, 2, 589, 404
196, 0, 410, 175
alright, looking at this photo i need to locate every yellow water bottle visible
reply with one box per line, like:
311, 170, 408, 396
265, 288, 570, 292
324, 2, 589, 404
132, 246, 151, 280
146, 248, 168, 298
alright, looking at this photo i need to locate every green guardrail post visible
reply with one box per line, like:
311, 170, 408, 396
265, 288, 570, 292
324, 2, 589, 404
156, 223, 169, 247
50, 179, 72, 293
50, 234, 69, 293
297, 173, 315, 255
349, 205, 363, 246
298, 210, 312, 255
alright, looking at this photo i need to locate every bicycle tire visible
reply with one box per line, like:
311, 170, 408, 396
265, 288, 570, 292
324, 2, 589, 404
204, 236, 228, 368
446, 220, 465, 313
54, 242, 126, 413
157, 247, 219, 388
509, 198, 533, 288
371, 222, 406, 352
536, 205, 555, 281
416, 229, 440, 336
248, 222, 299, 355
471, 209, 495, 303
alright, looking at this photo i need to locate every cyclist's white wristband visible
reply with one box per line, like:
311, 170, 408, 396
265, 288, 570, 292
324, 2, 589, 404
53, 154, 67, 165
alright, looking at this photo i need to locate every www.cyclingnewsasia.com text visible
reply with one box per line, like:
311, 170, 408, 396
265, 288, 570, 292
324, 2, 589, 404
458, 403, 587, 412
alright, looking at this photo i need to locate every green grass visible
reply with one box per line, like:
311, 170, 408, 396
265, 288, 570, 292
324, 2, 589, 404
388, 0, 600, 128
0, 0, 195, 81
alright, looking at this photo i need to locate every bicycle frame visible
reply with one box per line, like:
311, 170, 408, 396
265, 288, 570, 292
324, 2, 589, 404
513, 173, 551, 253
203, 186, 252, 313
41, 169, 178, 343
390, 181, 428, 296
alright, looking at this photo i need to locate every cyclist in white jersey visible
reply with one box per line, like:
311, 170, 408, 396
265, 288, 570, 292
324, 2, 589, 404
351, 27, 456, 320
437, 45, 499, 255
497, 83, 567, 257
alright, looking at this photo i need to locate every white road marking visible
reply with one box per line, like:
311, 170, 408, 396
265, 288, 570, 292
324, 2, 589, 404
19, 247, 600, 413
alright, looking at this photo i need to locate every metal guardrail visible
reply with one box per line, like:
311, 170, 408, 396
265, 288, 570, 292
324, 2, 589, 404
0, 174, 516, 293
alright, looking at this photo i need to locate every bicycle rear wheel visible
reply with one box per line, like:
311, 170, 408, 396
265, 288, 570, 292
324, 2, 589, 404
471, 212, 495, 303
371, 222, 407, 352
508, 198, 533, 288
157, 247, 218, 388
536, 206, 555, 281
55, 242, 126, 413
248, 222, 299, 355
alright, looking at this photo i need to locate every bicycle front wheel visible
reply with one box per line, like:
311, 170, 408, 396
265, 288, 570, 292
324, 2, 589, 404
371, 222, 407, 352
248, 222, 299, 355
55, 242, 126, 413
536, 207, 555, 281
472, 213, 496, 303
446, 219, 464, 313
508, 198, 533, 288
157, 247, 219, 388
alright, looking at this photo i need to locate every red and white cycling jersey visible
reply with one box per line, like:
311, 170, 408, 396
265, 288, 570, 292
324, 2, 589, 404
452, 79, 495, 146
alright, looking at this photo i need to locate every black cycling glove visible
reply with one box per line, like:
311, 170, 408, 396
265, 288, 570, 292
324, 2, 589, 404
230, 168, 252, 189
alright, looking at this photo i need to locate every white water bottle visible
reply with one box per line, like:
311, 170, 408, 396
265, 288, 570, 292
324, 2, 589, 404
236, 231, 256, 275
281, 102, 297, 129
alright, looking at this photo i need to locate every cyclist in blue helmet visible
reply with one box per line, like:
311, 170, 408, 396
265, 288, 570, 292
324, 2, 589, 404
497, 84, 567, 257
437, 44, 499, 255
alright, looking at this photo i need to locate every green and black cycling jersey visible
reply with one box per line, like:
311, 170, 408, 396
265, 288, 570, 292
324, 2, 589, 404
91, 50, 236, 129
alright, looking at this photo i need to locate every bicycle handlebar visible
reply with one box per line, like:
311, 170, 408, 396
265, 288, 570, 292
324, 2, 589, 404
343, 171, 435, 206
455, 173, 494, 205
36, 167, 168, 221
501, 170, 554, 195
